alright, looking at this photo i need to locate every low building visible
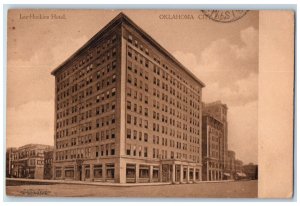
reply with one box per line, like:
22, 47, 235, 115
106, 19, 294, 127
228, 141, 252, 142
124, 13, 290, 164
234, 159, 246, 180
10, 144, 53, 179
6, 147, 17, 178
44, 149, 54, 179
243, 163, 258, 180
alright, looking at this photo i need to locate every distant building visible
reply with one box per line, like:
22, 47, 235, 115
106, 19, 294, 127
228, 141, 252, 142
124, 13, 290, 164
202, 101, 228, 181
10, 144, 53, 179
6, 147, 17, 178
44, 149, 54, 179
224, 150, 236, 179
201, 113, 225, 181
243, 163, 258, 180
51, 13, 205, 183
234, 159, 246, 180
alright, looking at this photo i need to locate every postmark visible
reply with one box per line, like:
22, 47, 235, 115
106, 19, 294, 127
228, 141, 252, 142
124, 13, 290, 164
201, 10, 248, 23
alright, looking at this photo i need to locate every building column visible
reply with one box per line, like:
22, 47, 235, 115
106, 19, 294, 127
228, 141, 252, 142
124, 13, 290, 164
149, 165, 153, 183
159, 164, 163, 182
90, 164, 94, 182
214, 170, 217, 181
172, 164, 176, 183
135, 164, 139, 183
180, 164, 184, 183
81, 165, 85, 181
187, 166, 190, 183
61, 166, 65, 180
102, 164, 106, 182
193, 167, 196, 182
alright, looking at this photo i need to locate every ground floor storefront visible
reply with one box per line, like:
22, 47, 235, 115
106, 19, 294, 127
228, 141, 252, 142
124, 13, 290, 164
53, 158, 202, 184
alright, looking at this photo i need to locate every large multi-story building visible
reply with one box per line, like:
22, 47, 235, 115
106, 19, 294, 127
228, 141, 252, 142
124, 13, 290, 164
201, 112, 225, 181
51, 13, 205, 183
10, 144, 53, 179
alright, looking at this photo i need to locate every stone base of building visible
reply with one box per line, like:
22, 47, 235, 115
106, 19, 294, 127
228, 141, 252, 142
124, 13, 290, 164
53, 157, 202, 184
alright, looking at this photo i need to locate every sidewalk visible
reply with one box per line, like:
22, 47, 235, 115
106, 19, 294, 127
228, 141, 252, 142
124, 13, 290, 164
6, 178, 236, 187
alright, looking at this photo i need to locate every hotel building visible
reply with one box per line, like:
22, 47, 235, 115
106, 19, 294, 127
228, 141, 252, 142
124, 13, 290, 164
51, 13, 205, 183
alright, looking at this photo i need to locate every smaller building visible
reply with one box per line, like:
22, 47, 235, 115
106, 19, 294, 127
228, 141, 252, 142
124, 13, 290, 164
243, 163, 258, 180
10, 144, 53, 179
201, 114, 225, 181
6, 148, 17, 178
234, 159, 246, 180
44, 149, 54, 179
224, 150, 236, 179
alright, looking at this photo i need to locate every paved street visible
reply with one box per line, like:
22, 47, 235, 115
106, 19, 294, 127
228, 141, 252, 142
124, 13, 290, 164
6, 180, 257, 198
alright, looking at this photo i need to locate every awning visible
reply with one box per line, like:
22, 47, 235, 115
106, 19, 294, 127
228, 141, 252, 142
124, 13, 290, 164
237, 172, 247, 177
223, 173, 231, 176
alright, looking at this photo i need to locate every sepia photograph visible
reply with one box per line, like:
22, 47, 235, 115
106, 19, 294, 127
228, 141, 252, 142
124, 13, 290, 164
4, 9, 294, 199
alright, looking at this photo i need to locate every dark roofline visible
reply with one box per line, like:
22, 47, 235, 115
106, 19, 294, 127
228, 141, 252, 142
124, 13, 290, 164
51, 12, 205, 87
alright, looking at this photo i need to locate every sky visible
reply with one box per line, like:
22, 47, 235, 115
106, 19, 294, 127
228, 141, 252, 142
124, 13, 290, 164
6, 10, 258, 164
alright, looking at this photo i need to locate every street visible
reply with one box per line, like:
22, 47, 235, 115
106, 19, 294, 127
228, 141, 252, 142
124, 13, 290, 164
6, 180, 258, 198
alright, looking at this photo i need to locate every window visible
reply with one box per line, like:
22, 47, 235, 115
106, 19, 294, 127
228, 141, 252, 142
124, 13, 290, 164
127, 114, 131, 124
128, 61, 132, 70
144, 147, 148, 157
112, 74, 116, 82
139, 165, 149, 178
127, 101, 131, 110
127, 74, 132, 83
126, 144, 131, 155
106, 164, 115, 178
94, 165, 102, 178
144, 133, 148, 142
110, 143, 115, 155
127, 129, 131, 139
112, 88, 116, 96
111, 129, 115, 139
128, 35, 133, 43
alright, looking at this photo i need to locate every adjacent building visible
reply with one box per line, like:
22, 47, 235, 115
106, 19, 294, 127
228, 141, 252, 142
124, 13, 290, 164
6, 147, 17, 178
201, 113, 225, 181
9, 144, 53, 179
51, 13, 205, 184
243, 163, 258, 180
224, 150, 236, 179
201, 102, 227, 181
44, 149, 54, 179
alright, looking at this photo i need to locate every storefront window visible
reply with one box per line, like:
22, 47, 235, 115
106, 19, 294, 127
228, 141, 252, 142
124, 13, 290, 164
106, 163, 115, 179
85, 166, 90, 179
139, 165, 149, 178
65, 168, 74, 178
126, 164, 136, 178
94, 165, 102, 178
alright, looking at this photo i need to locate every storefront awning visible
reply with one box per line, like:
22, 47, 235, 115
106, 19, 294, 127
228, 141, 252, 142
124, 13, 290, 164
223, 173, 230, 176
237, 172, 247, 177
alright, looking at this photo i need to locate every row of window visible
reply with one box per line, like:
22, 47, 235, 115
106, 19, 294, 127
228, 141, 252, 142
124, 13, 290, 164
127, 37, 201, 95
56, 34, 117, 84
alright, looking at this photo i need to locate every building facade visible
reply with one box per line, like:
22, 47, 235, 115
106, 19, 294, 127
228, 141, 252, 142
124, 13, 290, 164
243, 163, 258, 180
225, 150, 236, 179
51, 13, 205, 183
44, 149, 54, 179
201, 113, 225, 181
10, 144, 53, 179
202, 101, 228, 180
6, 147, 17, 178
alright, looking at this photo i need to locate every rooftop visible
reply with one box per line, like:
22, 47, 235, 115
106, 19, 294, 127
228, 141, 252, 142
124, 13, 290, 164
51, 12, 205, 87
